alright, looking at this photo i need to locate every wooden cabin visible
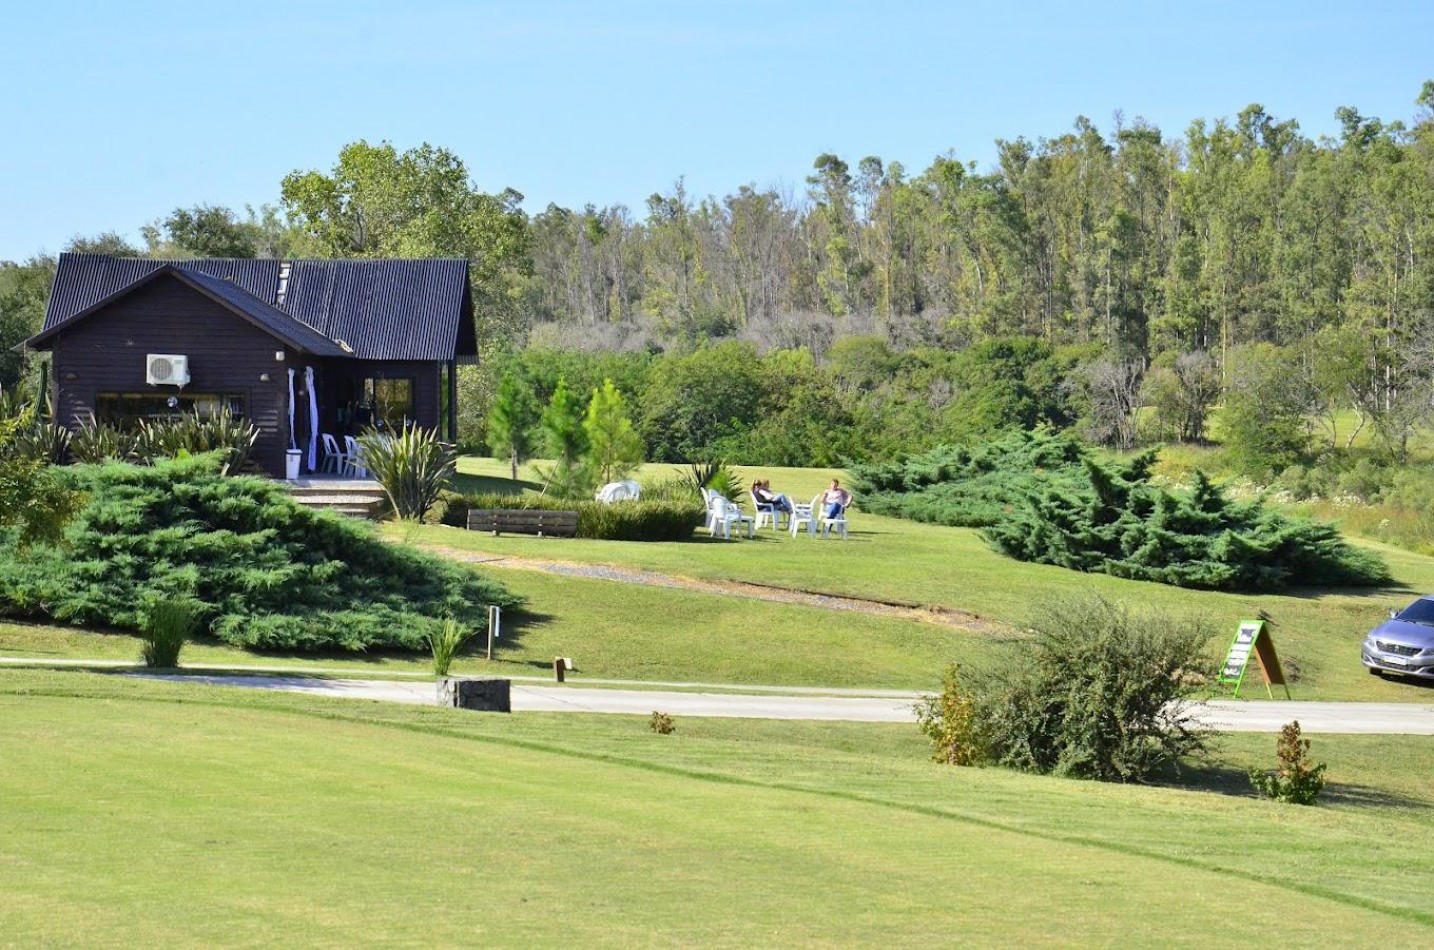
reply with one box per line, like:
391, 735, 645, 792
24, 253, 475, 476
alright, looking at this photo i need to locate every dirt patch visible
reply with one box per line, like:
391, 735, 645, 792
421, 544, 1008, 635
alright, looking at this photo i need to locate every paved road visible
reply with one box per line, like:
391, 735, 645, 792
124, 673, 1434, 733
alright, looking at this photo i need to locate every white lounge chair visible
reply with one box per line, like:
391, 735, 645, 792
819, 497, 849, 540
707, 493, 754, 539
790, 495, 819, 538
750, 490, 786, 532
594, 480, 643, 504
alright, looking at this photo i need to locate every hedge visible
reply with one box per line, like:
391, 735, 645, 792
439, 492, 703, 542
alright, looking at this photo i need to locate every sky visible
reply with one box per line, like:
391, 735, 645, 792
2, 0, 1432, 261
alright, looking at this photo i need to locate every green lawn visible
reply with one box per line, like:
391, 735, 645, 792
412, 457, 1434, 701
1, 669, 1430, 945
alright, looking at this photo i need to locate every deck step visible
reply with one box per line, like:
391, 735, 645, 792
283, 479, 387, 519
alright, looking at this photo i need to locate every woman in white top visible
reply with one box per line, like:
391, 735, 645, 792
820, 479, 853, 519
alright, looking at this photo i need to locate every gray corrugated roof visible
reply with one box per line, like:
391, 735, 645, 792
35, 253, 474, 361
178, 269, 350, 357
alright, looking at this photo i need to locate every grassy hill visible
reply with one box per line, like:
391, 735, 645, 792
1, 669, 1430, 945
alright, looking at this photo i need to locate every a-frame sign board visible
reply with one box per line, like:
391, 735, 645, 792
1219, 619, 1291, 699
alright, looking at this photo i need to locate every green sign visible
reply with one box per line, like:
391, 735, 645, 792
1218, 619, 1290, 699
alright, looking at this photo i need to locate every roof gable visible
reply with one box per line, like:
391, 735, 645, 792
36, 253, 474, 361
26, 266, 349, 356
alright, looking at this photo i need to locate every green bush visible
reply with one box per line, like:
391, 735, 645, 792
440, 492, 702, 542
914, 665, 984, 766
1249, 720, 1327, 805
360, 426, 456, 521
853, 430, 1389, 591
140, 598, 202, 668
0, 456, 520, 653
925, 596, 1212, 782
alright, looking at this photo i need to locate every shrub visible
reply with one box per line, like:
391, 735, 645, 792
1248, 720, 1327, 805
10, 420, 71, 464
133, 410, 260, 474
428, 618, 469, 677
0, 456, 519, 653
853, 431, 1390, 592
986, 461, 1390, 591
914, 665, 984, 766
926, 595, 1212, 782
683, 460, 744, 502
140, 598, 202, 668
69, 415, 135, 464
649, 711, 676, 735
360, 426, 456, 521
440, 492, 702, 542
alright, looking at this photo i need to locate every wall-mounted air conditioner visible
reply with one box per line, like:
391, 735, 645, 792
146, 354, 190, 387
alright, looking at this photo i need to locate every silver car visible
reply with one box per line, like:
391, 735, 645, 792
1362, 596, 1434, 681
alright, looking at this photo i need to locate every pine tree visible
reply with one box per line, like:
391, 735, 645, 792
486, 370, 538, 481
538, 377, 589, 496
583, 379, 644, 485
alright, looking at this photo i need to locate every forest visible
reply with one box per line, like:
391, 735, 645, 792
3, 86, 1434, 482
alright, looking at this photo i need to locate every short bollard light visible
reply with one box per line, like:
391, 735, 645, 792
553, 657, 574, 682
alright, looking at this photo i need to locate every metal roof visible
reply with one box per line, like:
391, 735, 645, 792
34, 253, 475, 361
177, 269, 350, 356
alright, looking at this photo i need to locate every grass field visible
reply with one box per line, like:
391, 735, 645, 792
7, 454, 1432, 699
1, 669, 1431, 945
403, 456, 1434, 701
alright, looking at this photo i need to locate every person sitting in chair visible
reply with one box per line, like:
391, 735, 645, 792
819, 479, 853, 520
752, 479, 794, 514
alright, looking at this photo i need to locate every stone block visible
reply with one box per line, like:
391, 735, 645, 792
438, 677, 511, 712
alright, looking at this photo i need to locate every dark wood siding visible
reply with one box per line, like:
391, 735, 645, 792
48, 275, 296, 474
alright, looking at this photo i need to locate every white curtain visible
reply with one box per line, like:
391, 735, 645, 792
305, 365, 319, 472
287, 368, 297, 451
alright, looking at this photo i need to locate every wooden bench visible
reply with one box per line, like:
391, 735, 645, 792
467, 508, 579, 538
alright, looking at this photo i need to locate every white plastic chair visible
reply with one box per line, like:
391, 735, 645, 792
750, 490, 786, 532
707, 494, 754, 539
819, 495, 849, 540
320, 434, 348, 475
790, 495, 819, 538
344, 435, 369, 478
595, 480, 643, 504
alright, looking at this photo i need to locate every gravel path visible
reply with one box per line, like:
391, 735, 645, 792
424, 544, 1002, 634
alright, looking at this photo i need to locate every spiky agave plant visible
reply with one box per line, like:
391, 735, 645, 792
428, 617, 469, 677
359, 426, 457, 521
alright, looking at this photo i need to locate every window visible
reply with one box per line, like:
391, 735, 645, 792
361, 377, 413, 430
96, 392, 246, 427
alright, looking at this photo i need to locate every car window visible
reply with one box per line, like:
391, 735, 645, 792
1396, 598, 1434, 624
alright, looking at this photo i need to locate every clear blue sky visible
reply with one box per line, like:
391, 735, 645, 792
2, 0, 1431, 262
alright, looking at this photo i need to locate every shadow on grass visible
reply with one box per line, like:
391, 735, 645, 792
452, 472, 541, 496
1157, 756, 1431, 811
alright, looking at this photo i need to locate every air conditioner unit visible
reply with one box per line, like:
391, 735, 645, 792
146, 354, 190, 387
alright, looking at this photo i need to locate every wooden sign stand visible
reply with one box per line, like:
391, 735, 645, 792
1218, 619, 1290, 699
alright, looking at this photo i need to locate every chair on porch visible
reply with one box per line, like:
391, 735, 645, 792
320, 434, 350, 475
343, 435, 369, 478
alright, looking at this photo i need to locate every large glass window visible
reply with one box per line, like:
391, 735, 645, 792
96, 392, 246, 427
361, 377, 413, 431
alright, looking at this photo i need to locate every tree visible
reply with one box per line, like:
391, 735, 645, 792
1142, 350, 1219, 443
1221, 344, 1310, 477
281, 140, 533, 346
538, 376, 588, 496
149, 205, 261, 258
486, 370, 540, 481
583, 379, 644, 485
